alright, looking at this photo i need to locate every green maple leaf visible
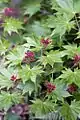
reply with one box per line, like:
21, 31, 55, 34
63, 44, 80, 58
4, 18, 23, 35
58, 68, 80, 87
0, 40, 10, 55
0, 67, 14, 89
46, 13, 75, 36
60, 102, 75, 120
0, 91, 22, 110
31, 99, 55, 117
23, 36, 42, 51
56, 0, 80, 14
39, 50, 64, 67
19, 65, 43, 83
23, 81, 35, 95
54, 82, 71, 100
6, 46, 26, 66
60, 101, 80, 120
24, 0, 42, 16
70, 100, 80, 119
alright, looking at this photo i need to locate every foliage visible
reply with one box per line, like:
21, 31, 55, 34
4, 18, 23, 35
0, 0, 80, 120
31, 99, 55, 117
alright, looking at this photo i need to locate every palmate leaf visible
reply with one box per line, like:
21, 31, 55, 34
23, 37, 39, 47
0, 74, 13, 89
4, 18, 23, 35
24, 0, 42, 16
8, 32, 24, 44
0, 67, 14, 89
0, 67, 11, 79
17, 81, 35, 95
0, 91, 22, 110
31, 66, 43, 82
0, 40, 10, 55
47, 81, 71, 102
19, 65, 43, 83
58, 69, 80, 87
56, 0, 73, 13
25, 21, 50, 37
23, 36, 42, 51
60, 101, 80, 120
31, 99, 55, 117
23, 81, 35, 95
70, 100, 80, 119
60, 102, 75, 120
56, 0, 80, 13
53, 82, 71, 101
46, 13, 75, 36
30, 21, 50, 36
63, 44, 80, 58
6, 46, 26, 66
39, 50, 65, 67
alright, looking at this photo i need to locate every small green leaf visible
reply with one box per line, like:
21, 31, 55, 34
60, 102, 75, 120
0, 91, 22, 110
70, 100, 80, 119
24, 0, 42, 16
0, 40, 10, 55
56, 0, 73, 12
19, 65, 43, 83
4, 18, 23, 35
58, 69, 80, 87
6, 46, 25, 66
23, 81, 35, 95
54, 81, 71, 100
40, 50, 63, 67
31, 99, 55, 117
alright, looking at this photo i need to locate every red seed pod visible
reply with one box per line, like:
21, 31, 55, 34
22, 51, 35, 64
45, 81, 56, 93
4, 7, 20, 18
73, 54, 80, 64
67, 84, 77, 93
25, 51, 35, 58
41, 38, 52, 48
10, 75, 17, 81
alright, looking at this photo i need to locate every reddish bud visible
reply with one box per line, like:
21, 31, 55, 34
25, 51, 35, 58
10, 75, 17, 81
41, 38, 52, 47
67, 84, 77, 93
4, 7, 20, 18
45, 81, 56, 93
22, 51, 35, 64
73, 54, 80, 64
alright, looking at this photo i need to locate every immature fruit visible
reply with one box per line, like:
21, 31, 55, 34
45, 81, 56, 93
10, 75, 17, 81
73, 54, 80, 64
67, 84, 77, 93
41, 38, 52, 48
25, 51, 35, 58
22, 51, 35, 64
4, 8, 20, 18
